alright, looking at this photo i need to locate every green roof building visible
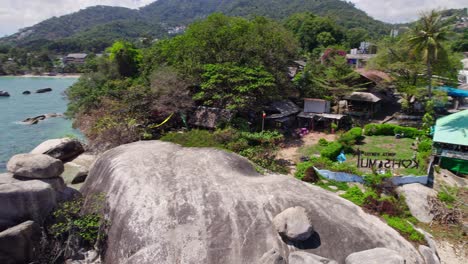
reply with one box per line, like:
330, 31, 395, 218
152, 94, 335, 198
433, 110, 468, 175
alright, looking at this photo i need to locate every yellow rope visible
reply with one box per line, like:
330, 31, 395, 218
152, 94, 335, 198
148, 113, 174, 129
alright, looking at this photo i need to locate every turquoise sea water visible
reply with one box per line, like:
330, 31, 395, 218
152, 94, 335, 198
0, 77, 82, 172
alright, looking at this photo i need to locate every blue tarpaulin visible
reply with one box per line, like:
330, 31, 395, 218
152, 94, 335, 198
436, 86, 468, 97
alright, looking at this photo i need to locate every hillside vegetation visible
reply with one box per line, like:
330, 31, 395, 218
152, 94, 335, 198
0, 0, 391, 52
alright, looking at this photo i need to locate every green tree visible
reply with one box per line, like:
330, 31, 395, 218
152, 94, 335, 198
346, 28, 369, 48
285, 12, 344, 53
408, 10, 451, 98
294, 50, 363, 100
107, 41, 142, 78
194, 63, 276, 111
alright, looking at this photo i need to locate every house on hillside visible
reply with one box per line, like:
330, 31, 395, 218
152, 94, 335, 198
65, 53, 88, 64
347, 42, 377, 69
264, 100, 300, 134
188, 106, 234, 129
343, 92, 382, 118
297, 98, 349, 131
432, 110, 468, 175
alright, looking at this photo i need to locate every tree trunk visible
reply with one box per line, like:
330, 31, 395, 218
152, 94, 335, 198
427, 59, 432, 99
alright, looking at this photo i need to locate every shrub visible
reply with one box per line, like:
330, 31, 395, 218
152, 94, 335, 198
364, 124, 397, 136
318, 138, 329, 146
295, 161, 314, 180
338, 127, 364, 147
394, 126, 424, 139
364, 124, 424, 139
161, 130, 223, 148
330, 162, 362, 175
340, 186, 377, 206
303, 167, 320, 183
382, 215, 424, 242
418, 138, 433, 153
320, 142, 343, 161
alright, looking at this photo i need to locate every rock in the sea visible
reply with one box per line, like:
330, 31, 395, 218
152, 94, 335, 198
273, 206, 314, 242
0, 221, 40, 264
22, 91, 31, 95
36, 88, 52, 93
22, 115, 46, 125
31, 138, 85, 161
82, 141, 424, 264
396, 183, 437, 223
259, 248, 286, 264
289, 251, 338, 264
0, 180, 56, 230
0, 91, 10, 97
7, 153, 64, 179
418, 245, 440, 264
345, 248, 405, 264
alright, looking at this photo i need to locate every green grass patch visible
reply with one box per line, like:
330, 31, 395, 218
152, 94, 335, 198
161, 130, 224, 148
340, 186, 377, 206
382, 215, 424, 242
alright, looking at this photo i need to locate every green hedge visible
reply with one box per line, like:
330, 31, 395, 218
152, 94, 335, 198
364, 124, 424, 139
338, 127, 364, 147
320, 142, 343, 161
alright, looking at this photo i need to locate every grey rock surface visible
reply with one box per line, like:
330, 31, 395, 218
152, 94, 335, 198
82, 141, 424, 264
0, 221, 40, 264
345, 248, 405, 264
419, 245, 440, 264
289, 251, 338, 264
273, 206, 314, 242
0, 180, 56, 231
7, 153, 64, 179
396, 183, 437, 223
31, 138, 85, 161
0, 172, 66, 192
259, 248, 286, 264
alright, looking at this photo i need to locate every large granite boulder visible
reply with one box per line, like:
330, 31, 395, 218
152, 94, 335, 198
418, 245, 440, 264
345, 248, 405, 264
289, 251, 338, 264
7, 153, 64, 179
396, 183, 437, 223
259, 248, 286, 264
31, 138, 85, 161
0, 221, 40, 264
273, 206, 313, 242
0, 180, 56, 231
82, 141, 424, 264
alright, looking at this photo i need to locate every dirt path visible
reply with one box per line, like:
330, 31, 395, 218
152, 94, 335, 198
276, 132, 336, 175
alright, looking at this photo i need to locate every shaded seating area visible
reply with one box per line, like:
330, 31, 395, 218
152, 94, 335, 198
344, 92, 382, 118
432, 110, 468, 175
264, 100, 301, 134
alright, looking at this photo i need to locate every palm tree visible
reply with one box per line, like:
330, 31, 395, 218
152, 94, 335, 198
408, 10, 450, 98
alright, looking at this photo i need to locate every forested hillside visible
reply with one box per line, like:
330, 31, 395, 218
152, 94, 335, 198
0, 0, 391, 53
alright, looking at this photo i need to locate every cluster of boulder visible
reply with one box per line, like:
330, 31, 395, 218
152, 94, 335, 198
81, 140, 439, 264
22, 113, 64, 125
0, 138, 95, 264
0, 88, 52, 98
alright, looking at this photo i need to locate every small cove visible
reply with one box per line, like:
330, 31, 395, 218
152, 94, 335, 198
0, 77, 82, 172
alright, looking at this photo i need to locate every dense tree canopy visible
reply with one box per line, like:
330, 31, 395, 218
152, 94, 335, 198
285, 13, 345, 53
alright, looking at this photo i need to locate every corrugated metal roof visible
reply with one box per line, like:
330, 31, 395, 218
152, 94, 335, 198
433, 110, 468, 146
66, 53, 88, 59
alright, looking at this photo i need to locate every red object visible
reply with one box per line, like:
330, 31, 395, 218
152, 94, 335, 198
262, 112, 266, 118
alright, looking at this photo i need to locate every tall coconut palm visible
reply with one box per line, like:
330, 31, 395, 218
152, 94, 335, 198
408, 10, 451, 98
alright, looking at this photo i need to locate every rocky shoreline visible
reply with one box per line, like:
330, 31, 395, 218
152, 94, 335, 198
0, 137, 97, 263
